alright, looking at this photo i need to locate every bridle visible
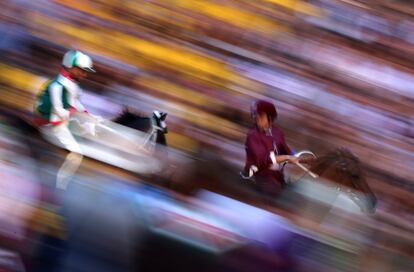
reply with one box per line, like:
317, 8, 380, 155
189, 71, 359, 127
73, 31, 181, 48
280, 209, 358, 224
142, 111, 167, 152
293, 150, 318, 178
293, 152, 371, 213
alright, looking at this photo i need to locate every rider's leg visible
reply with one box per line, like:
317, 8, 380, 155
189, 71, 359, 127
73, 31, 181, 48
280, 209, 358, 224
41, 123, 83, 190
255, 174, 283, 206
53, 124, 83, 190
56, 152, 82, 190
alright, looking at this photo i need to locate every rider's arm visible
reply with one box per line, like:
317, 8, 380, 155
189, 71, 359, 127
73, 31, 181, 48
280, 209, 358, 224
279, 130, 293, 155
72, 88, 87, 113
50, 82, 70, 120
276, 155, 298, 164
244, 133, 272, 173
74, 100, 86, 113
274, 130, 297, 164
243, 139, 257, 176
243, 132, 298, 177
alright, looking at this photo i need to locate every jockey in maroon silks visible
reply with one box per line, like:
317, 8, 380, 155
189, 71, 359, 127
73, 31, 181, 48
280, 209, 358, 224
241, 100, 298, 197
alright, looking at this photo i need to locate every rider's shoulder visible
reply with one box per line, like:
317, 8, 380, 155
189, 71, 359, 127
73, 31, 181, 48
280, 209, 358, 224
39, 77, 59, 90
246, 126, 261, 138
271, 125, 285, 136
48, 78, 64, 89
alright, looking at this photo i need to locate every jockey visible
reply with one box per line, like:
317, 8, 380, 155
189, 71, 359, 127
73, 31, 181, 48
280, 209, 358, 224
241, 100, 298, 197
34, 50, 96, 190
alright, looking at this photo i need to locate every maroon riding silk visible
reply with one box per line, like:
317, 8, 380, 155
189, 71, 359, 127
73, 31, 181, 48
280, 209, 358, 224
244, 125, 292, 195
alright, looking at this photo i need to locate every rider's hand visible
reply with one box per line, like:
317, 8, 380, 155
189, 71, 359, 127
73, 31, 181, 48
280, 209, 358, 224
82, 122, 96, 136
92, 115, 104, 124
287, 156, 300, 164
298, 157, 315, 165
240, 171, 252, 180
60, 110, 71, 121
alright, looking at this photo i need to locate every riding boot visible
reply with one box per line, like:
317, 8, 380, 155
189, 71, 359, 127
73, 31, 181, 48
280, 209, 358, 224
56, 152, 83, 190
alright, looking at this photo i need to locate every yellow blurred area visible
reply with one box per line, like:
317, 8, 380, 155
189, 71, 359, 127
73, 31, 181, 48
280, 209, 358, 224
30, 13, 249, 87
167, 131, 199, 153
0, 195, 65, 239
166, 0, 283, 33
54, 0, 135, 27
139, 76, 225, 109
171, 103, 243, 140
0, 63, 44, 94
30, 14, 142, 67
124, 1, 204, 31
0, 0, 413, 270
140, 78, 244, 139
56, 0, 295, 33
28, 206, 66, 239
0, 63, 45, 111
261, 0, 323, 16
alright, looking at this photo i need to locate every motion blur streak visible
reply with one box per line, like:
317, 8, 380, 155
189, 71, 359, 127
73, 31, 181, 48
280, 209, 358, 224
0, 0, 413, 271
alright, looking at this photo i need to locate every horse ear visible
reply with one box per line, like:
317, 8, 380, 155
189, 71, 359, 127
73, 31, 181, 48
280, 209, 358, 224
152, 110, 160, 120
153, 110, 167, 121
123, 106, 130, 113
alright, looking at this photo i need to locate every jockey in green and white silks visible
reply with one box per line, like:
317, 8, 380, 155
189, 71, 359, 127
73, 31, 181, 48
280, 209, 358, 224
35, 73, 87, 124
35, 51, 94, 125
35, 50, 96, 190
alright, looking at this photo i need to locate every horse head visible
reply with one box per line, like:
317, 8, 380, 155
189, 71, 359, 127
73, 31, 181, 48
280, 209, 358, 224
310, 148, 377, 214
112, 107, 168, 147
152, 110, 168, 134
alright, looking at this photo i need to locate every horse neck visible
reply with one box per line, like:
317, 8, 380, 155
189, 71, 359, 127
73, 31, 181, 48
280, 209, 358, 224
314, 153, 371, 194
312, 154, 352, 188
309, 151, 377, 214
116, 115, 152, 132
311, 154, 337, 177
113, 113, 167, 146
155, 130, 167, 145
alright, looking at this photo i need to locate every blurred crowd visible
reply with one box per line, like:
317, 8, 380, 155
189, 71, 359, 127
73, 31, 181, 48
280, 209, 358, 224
0, 0, 413, 271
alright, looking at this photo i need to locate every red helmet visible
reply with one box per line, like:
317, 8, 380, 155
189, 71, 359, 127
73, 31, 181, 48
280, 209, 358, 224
251, 100, 278, 121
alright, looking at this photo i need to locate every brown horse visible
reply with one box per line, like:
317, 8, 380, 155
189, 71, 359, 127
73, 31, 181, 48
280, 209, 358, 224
308, 148, 377, 215
168, 147, 377, 217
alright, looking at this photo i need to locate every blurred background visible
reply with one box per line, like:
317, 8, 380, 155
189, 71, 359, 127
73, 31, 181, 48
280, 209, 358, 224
0, 0, 413, 271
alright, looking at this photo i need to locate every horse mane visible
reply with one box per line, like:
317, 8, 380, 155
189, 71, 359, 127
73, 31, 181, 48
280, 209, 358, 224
311, 148, 361, 184
112, 107, 168, 146
113, 107, 149, 124
310, 147, 377, 212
